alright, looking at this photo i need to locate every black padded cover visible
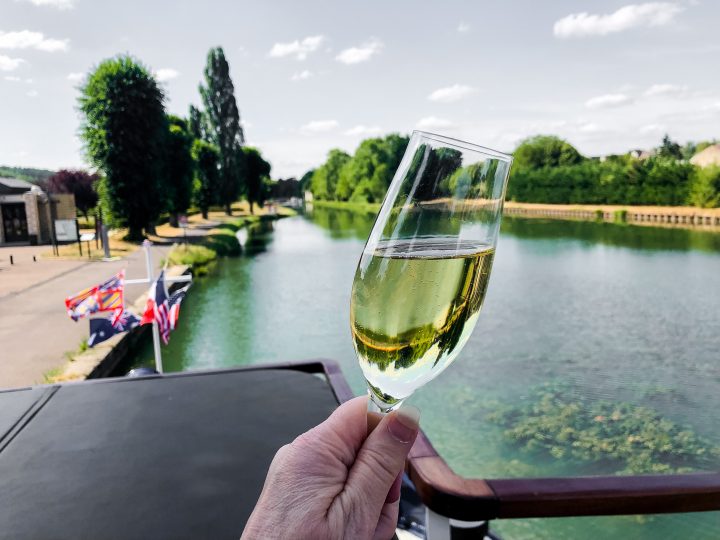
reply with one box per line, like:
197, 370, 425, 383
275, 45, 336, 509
0, 369, 339, 539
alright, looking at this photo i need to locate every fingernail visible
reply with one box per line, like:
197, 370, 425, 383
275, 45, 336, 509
387, 406, 420, 443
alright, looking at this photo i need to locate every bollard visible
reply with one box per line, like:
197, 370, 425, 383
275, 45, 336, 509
9, 255, 13, 265
33, 255, 36, 262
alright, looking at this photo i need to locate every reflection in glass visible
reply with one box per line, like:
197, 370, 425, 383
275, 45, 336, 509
351, 131, 513, 412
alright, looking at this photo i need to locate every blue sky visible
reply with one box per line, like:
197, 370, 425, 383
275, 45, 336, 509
1, 0, 718, 177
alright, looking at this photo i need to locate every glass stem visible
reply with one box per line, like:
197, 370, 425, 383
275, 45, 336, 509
366, 385, 404, 433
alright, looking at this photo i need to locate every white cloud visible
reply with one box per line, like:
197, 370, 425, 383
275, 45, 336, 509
0, 31, 68, 52
291, 69, 312, 81
335, 38, 383, 64
66, 72, 83, 82
585, 93, 632, 108
4, 75, 21, 82
457, 22, 470, 33
553, 3, 683, 38
0, 55, 24, 71
640, 123, 665, 133
344, 125, 383, 136
416, 116, 456, 130
154, 68, 179, 82
579, 122, 601, 133
18, 0, 75, 8
26, 89, 38, 97
428, 84, 477, 103
644, 83, 689, 96
269, 35, 324, 60
301, 120, 339, 133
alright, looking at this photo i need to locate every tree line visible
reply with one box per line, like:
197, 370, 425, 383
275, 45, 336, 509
307, 134, 720, 208
71, 48, 271, 240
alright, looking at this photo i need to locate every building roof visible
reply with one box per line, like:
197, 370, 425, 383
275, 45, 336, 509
690, 144, 720, 168
0, 177, 35, 195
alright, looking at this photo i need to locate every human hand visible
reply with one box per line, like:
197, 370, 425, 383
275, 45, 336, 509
241, 396, 420, 540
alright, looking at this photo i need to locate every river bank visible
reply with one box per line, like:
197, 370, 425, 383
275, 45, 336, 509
311, 200, 720, 231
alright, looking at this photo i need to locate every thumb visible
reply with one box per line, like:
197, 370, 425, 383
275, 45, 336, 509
343, 406, 420, 515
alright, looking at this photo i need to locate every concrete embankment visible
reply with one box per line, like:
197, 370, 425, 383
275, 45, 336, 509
504, 202, 720, 230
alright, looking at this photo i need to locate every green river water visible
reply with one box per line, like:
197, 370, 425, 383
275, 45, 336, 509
132, 207, 720, 539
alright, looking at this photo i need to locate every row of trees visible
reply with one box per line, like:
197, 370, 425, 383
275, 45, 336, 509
306, 134, 720, 208
78, 48, 271, 240
508, 135, 719, 207
309, 134, 409, 203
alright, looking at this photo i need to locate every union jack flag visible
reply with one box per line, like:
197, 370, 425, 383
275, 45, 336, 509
65, 270, 125, 322
140, 271, 189, 344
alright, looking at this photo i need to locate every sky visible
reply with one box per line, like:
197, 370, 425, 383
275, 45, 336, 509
0, 0, 719, 178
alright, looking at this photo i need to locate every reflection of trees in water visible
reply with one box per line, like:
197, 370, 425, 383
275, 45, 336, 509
243, 220, 274, 256
305, 207, 376, 240
354, 253, 491, 372
501, 216, 720, 253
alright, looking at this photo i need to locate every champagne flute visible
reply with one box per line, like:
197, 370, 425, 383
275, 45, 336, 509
351, 131, 513, 413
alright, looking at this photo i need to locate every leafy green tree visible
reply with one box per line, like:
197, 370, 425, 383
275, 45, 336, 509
164, 115, 194, 226
188, 104, 209, 141
199, 47, 245, 215
688, 165, 720, 208
514, 135, 584, 169
243, 147, 272, 213
299, 169, 314, 195
79, 55, 167, 240
658, 134, 683, 160
191, 140, 220, 219
311, 149, 350, 200
403, 145, 463, 200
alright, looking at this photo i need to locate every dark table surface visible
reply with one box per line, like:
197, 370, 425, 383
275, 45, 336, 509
0, 366, 341, 540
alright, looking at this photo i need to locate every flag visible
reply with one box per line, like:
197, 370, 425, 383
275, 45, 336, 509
168, 284, 190, 331
88, 309, 140, 348
65, 270, 125, 321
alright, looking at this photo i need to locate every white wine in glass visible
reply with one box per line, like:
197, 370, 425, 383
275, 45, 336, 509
350, 131, 513, 413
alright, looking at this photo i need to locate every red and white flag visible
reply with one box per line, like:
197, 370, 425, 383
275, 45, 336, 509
140, 271, 189, 344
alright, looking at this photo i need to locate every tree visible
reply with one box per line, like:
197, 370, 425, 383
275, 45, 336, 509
311, 149, 351, 200
514, 135, 584, 169
199, 47, 245, 215
658, 134, 683, 160
191, 140, 220, 219
299, 169, 314, 196
79, 55, 167, 240
243, 147, 271, 214
46, 169, 99, 219
188, 104, 208, 141
688, 166, 720, 208
164, 116, 195, 226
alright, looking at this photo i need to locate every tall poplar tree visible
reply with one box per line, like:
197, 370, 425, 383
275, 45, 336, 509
199, 47, 245, 215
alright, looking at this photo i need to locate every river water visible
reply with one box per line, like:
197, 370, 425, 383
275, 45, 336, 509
133, 207, 720, 539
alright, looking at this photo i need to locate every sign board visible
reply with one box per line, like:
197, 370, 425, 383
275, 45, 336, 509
55, 219, 78, 242
80, 232, 96, 242
178, 215, 189, 228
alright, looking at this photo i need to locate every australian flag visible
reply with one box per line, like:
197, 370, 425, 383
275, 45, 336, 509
88, 310, 140, 348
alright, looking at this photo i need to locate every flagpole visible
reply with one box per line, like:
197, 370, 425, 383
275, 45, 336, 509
142, 240, 163, 374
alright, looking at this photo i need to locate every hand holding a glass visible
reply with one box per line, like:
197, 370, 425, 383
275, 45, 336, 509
351, 132, 513, 413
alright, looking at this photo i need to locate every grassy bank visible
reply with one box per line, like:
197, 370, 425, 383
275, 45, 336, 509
164, 205, 294, 275
311, 200, 381, 213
